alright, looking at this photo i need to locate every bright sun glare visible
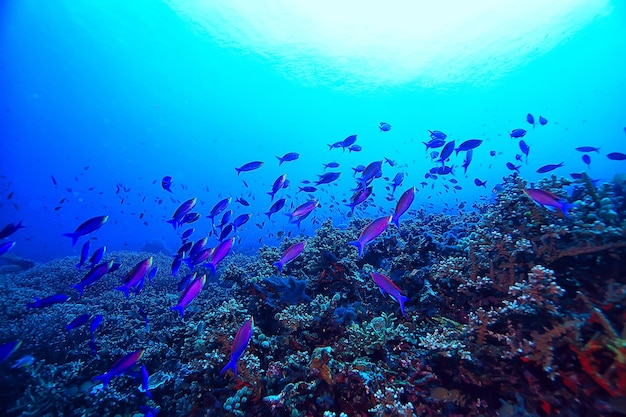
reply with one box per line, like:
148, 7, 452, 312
168, 0, 609, 88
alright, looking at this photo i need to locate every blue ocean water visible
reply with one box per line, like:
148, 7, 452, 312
1, 0, 624, 262
1, 1, 626, 416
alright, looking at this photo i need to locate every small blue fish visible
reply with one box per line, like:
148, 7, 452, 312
235, 161, 264, 175
437, 141, 455, 164
236, 197, 250, 206
11, 355, 34, 369
66, 314, 92, 331
90, 314, 103, 338
265, 198, 286, 220
0, 221, 24, 240
539, 116, 548, 125
276, 152, 300, 165
76, 240, 91, 269
428, 130, 447, 140
582, 154, 591, 169
323, 162, 340, 169
536, 162, 564, 173
0, 241, 16, 256
575, 146, 600, 153
607, 152, 626, 160
63, 216, 109, 246
510, 129, 527, 138
341, 134, 358, 149
268, 174, 287, 201
519, 140, 530, 163
454, 139, 482, 155
474, 178, 487, 188
506, 162, 521, 173
379, 122, 391, 132
316, 172, 341, 186
181, 228, 194, 240
349, 144, 362, 153
161, 176, 173, 193
526, 113, 535, 127
88, 246, 106, 267
26, 294, 70, 309
140, 364, 152, 398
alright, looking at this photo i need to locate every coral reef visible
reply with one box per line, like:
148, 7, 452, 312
1, 173, 626, 416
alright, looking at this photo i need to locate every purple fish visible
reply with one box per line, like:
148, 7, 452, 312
26, 293, 70, 308
274, 241, 306, 273
349, 215, 392, 258
0, 221, 24, 239
235, 161, 264, 175
189, 237, 208, 260
63, 215, 109, 246
171, 274, 206, 318
166, 198, 197, 229
347, 186, 372, 213
0, 241, 16, 256
392, 188, 415, 228
265, 198, 286, 220
161, 176, 173, 193
276, 152, 300, 165
371, 272, 408, 317
524, 188, 575, 218
0, 340, 22, 364
115, 257, 153, 298
207, 237, 234, 275
536, 162, 564, 174
268, 174, 287, 200
287, 200, 318, 228
76, 240, 91, 269
510, 129, 527, 138
66, 313, 92, 331
93, 349, 145, 388
220, 318, 254, 379
73, 260, 113, 295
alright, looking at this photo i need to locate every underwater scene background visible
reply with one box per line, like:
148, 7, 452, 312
1, 1, 626, 416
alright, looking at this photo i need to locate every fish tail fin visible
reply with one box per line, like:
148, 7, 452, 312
72, 284, 84, 296
170, 305, 185, 318
348, 240, 363, 258
267, 191, 275, 201
392, 216, 400, 229
559, 202, 576, 218
166, 219, 178, 229
276, 156, 284, 165
235, 167, 242, 176
327, 144, 333, 150
114, 286, 130, 299
62, 233, 79, 246
273, 261, 283, 274
264, 211, 272, 221
220, 359, 238, 379
93, 373, 112, 389
399, 295, 409, 317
